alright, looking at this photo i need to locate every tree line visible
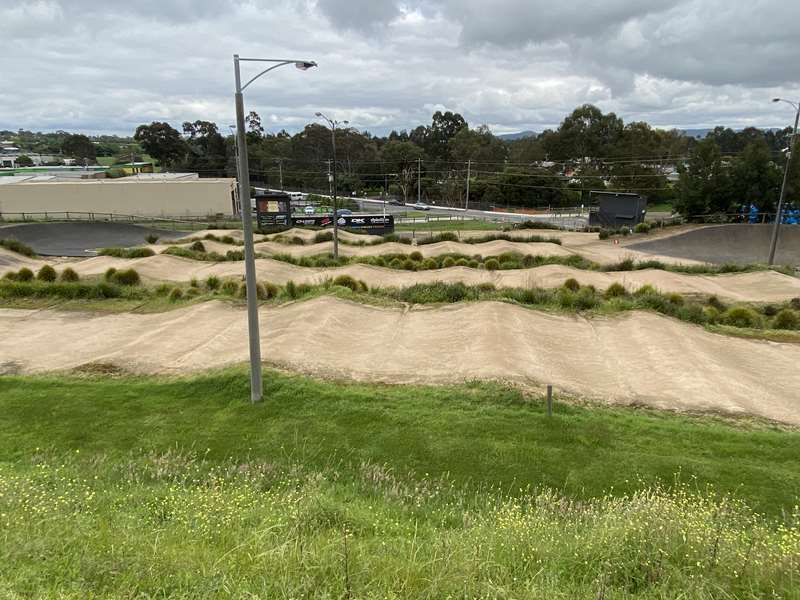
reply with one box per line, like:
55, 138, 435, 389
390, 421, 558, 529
7, 104, 798, 216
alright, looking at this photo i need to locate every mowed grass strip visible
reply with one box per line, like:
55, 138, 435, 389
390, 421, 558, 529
0, 369, 797, 515
1, 370, 799, 598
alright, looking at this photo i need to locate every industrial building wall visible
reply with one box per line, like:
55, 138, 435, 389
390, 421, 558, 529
0, 179, 236, 217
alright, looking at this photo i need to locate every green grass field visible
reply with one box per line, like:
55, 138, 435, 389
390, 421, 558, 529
396, 218, 506, 232
1, 369, 798, 597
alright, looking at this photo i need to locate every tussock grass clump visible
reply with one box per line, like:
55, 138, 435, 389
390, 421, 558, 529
16, 268, 34, 282
772, 308, 800, 330
109, 268, 141, 286
189, 241, 206, 252
720, 306, 763, 329
562, 277, 580, 292
205, 275, 220, 291
220, 280, 239, 296
36, 265, 57, 282
0, 238, 37, 257
408, 250, 423, 261
0, 279, 130, 300
189, 278, 199, 288
98, 247, 155, 259
634, 222, 651, 233
484, 258, 500, 271
313, 231, 333, 243
604, 282, 627, 298
332, 275, 366, 292
144, 234, 159, 244
168, 287, 184, 302
59, 267, 79, 282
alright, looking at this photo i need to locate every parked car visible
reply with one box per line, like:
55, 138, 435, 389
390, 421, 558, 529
335, 208, 352, 216
411, 202, 430, 211
303, 205, 315, 215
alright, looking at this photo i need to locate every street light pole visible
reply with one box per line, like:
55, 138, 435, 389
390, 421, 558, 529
315, 112, 348, 259
233, 54, 316, 403
768, 98, 799, 265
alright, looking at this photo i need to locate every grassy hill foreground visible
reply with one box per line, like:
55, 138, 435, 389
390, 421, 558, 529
0, 369, 798, 598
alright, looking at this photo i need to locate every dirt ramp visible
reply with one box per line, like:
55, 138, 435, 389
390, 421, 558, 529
630, 224, 800, 266
2, 298, 800, 425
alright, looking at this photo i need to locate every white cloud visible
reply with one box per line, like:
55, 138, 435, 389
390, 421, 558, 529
0, 0, 798, 135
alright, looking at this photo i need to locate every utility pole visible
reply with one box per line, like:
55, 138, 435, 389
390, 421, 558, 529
326, 159, 333, 197
417, 157, 422, 204
316, 113, 347, 259
465, 159, 471, 211
768, 98, 799, 265
276, 159, 284, 191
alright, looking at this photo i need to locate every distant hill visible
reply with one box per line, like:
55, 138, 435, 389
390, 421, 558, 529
498, 130, 537, 141
681, 127, 782, 139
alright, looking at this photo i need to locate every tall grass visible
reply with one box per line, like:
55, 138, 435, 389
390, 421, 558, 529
0, 238, 37, 257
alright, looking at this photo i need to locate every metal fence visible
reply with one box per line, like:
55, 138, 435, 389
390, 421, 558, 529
0, 211, 240, 232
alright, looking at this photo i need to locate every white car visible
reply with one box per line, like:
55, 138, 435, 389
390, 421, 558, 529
303, 205, 315, 215
411, 202, 430, 211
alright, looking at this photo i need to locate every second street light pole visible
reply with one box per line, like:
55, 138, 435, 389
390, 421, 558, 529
233, 54, 316, 403
768, 98, 799, 265
316, 112, 348, 259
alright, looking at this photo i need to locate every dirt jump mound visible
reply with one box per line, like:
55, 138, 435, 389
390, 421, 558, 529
0, 222, 185, 257
629, 224, 800, 266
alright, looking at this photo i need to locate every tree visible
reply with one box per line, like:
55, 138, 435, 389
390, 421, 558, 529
15, 155, 34, 167
134, 122, 186, 168
61, 134, 96, 161
542, 104, 623, 161
675, 138, 732, 217
729, 138, 782, 212
449, 125, 507, 165
426, 110, 467, 161
380, 140, 424, 203
245, 111, 264, 143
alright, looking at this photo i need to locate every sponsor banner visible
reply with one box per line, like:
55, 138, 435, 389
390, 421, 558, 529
255, 193, 291, 230
290, 214, 394, 234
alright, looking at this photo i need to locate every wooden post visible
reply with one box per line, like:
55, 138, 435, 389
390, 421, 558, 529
546, 385, 553, 416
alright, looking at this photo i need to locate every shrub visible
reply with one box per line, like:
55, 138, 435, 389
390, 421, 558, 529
772, 309, 800, 330
226, 250, 245, 261
59, 267, 79, 282
456, 258, 471, 267
562, 278, 580, 292
290, 236, 305, 245
388, 258, 404, 270
285, 280, 298, 299
185, 287, 201, 298
16, 268, 34, 282
634, 284, 657, 297
763, 305, 778, 317
468, 260, 479, 268
220, 280, 239, 295
189, 278, 199, 288
168, 287, 184, 302
314, 231, 334, 243
409, 251, 423, 261
104, 267, 117, 281
707, 295, 727, 312
397, 282, 474, 304
484, 258, 500, 271
111, 268, 141, 286
190, 241, 206, 252
575, 286, 599, 309
598, 229, 610, 240
0, 238, 36, 257
441, 256, 456, 268
634, 222, 651, 234
154, 283, 171, 296
36, 265, 57, 282
261, 282, 279, 299
703, 306, 721, 323
402, 259, 417, 271
333, 275, 360, 291
421, 258, 438, 270
620, 227, 631, 236
678, 304, 707, 325
557, 288, 576, 308
205, 275, 220, 291
477, 282, 496, 292
790, 298, 800, 311
720, 306, 763, 329
221, 235, 236, 245
667, 293, 685, 306
145, 234, 159, 244
372, 256, 387, 267
604, 282, 627, 298
98, 247, 155, 259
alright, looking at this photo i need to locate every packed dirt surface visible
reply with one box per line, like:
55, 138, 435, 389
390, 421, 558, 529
629, 224, 800, 266
12, 253, 799, 301
2, 296, 799, 425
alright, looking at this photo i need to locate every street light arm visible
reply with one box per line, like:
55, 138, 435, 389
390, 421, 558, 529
235, 56, 317, 93
241, 61, 294, 92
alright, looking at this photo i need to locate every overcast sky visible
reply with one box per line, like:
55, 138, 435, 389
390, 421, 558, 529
1, 0, 799, 136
